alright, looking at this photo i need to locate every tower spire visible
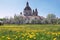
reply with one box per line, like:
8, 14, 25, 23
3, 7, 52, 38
35, 8, 38, 16
26, 2, 29, 7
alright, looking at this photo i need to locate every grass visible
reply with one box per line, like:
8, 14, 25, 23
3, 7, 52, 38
0, 24, 60, 40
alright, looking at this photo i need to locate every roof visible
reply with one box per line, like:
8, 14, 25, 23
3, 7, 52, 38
24, 6, 31, 10
24, 2, 31, 10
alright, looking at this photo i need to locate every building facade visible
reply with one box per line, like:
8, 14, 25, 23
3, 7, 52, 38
19, 2, 43, 24
20, 2, 38, 16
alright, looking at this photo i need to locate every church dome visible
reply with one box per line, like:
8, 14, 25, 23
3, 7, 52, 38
24, 6, 31, 10
24, 2, 31, 10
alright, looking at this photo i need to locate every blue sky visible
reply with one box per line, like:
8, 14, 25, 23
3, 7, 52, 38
0, 0, 60, 18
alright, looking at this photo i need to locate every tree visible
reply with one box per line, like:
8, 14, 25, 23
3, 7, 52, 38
3, 17, 10, 24
14, 14, 25, 24
57, 18, 60, 24
41, 18, 48, 24
9, 17, 15, 24
31, 18, 41, 24
46, 13, 57, 24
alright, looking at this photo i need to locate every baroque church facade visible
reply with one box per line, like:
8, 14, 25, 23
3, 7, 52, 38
23, 2, 38, 16
19, 2, 43, 24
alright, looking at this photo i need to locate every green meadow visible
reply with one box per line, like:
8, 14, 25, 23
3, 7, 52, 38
0, 24, 60, 40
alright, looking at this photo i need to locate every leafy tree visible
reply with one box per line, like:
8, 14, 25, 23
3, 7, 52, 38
46, 13, 57, 24
57, 18, 60, 24
14, 14, 25, 24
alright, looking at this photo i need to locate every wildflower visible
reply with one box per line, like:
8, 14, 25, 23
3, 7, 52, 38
7, 37, 11, 40
58, 32, 60, 34
53, 38, 56, 40
29, 34, 35, 38
47, 32, 50, 34
56, 33, 58, 36
34, 37, 36, 39
26, 39, 29, 40
31, 32, 35, 35
22, 37, 24, 38
2, 36, 5, 38
52, 32, 56, 35
29, 34, 33, 38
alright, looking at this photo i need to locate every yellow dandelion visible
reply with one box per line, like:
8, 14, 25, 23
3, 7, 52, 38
52, 33, 55, 35
34, 37, 36, 39
31, 32, 34, 34
29, 34, 35, 38
26, 39, 29, 40
15, 36, 17, 39
2, 36, 5, 38
27, 33, 30, 35
25, 33, 27, 36
56, 33, 58, 36
29, 35, 33, 38
22, 33, 26, 37
58, 32, 60, 34
53, 38, 56, 40
47, 32, 50, 34
22, 37, 24, 38
7, 37, 11, 40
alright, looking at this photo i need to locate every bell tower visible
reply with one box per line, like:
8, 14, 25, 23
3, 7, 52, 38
35, 8, 38, 16
33, 8, 38, 16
